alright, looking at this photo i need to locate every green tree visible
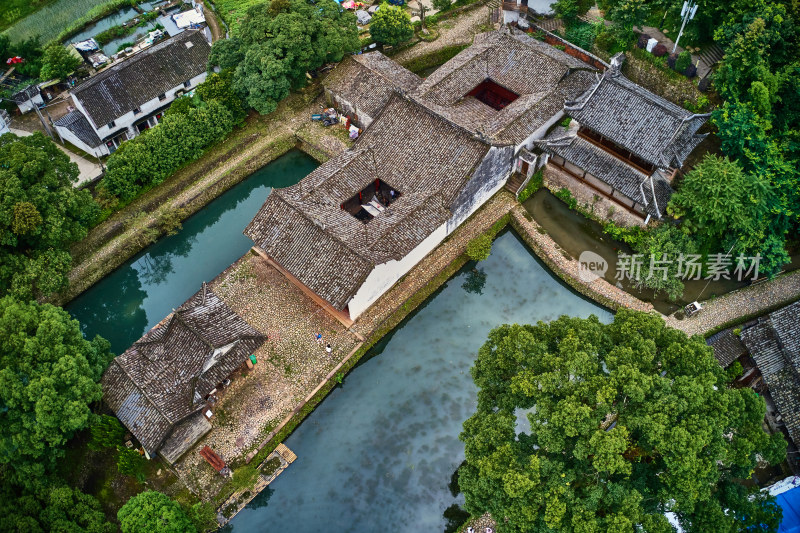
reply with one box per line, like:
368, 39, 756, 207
631, 223, 697, 300
39, 42, 81, 81
607, 0, 648, 32
117, 446, 147, 482
370, 4, 414, 47
88, 414, 126, 450
101, 100, 235, 201
0, 296, 113, 485
432, 0, 452, 11
196, 69, 247, 123
460, 310, 786, 532
668, 154, 788, 275
118, 491, 196, 533
0, 483, 114, 533
229, 0, 359, 114
551, 0, 594, 25
466, 233, 493, 262
0, 132, 98, 299
208, 36, 244, 72
185, 501, 218, 532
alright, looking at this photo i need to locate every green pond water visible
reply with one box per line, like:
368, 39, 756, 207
66, 150, 318, 355
227, 230, 612, 532
66, 150, 612, 531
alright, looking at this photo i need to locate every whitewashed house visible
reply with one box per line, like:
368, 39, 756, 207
54, 30, 210, 157
0, 110, 10, 135
11, 85, 44, 114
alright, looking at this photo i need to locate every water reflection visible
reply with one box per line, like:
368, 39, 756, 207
66, 150, 318, 354
230, 230, 611, 532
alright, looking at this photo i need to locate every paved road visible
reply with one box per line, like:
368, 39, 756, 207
10, 127, 103, 187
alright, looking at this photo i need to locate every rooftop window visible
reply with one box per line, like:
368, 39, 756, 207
468, 79, 519, 111
341, 179, 401, 223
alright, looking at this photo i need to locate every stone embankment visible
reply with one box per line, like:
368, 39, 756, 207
509, 204, 654, 312
664, 270, 800, 337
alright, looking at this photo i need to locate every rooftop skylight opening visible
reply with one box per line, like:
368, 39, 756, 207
341, 179, 401, 224
468, 79, 519, 111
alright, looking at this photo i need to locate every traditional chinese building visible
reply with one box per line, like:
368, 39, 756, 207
102, 285, 265, 462
245, 26, 709, 321
536, 53, 710, 221
324, 52, 422, 129
739, 302, 800, 471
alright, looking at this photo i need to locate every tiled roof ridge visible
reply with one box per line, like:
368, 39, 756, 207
272, 188, 375, 266
563, 71, 605, 111
111, 358, 174, 424
763, 315, 800, 379
72, 30, 200, 96
353, 53, 420, 90
605, 67, 690, 119
396, 91, 505, 146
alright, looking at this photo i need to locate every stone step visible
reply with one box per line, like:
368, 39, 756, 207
698, 44, 724, 66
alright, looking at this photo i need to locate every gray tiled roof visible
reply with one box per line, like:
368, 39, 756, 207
54, 110, 102, 148
740, 301, 800, 449
245, 94, 491, 309
324, 52, 422, 119
538, 127, 671, 217
707, 328, 748, 368
71, 31, 210, 129
102, 286, 265, 453
11, 84, 39, 103
564, 59, 709, 168
413, 26, 597, 143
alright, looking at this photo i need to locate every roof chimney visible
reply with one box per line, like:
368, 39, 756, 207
609, 53, 625, 76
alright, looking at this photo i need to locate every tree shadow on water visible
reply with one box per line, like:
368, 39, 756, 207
461, 268, 487, 295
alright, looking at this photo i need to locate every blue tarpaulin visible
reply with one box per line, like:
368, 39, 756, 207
778, 486, 800, 533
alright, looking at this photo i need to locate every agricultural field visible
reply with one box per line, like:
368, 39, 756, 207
0, 0, 59, 32
2, 0, 127, 43
211, 0, 265, 33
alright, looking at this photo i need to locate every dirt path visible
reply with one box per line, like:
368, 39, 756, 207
201, 0, 223, 41
394, 3, 495, 64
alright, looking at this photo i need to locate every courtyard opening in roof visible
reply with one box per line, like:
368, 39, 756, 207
468, 79, 519, 110
341, 178, 401, 223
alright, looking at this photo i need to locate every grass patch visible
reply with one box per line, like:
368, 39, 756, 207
517, 169, 543, 203
210, 0, 264, 34
400, 43, 469, 74
4, 0, 137, 44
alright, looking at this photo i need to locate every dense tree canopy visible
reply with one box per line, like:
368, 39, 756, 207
39, 42, 81, 81
0, 296, 113, 485
369, 4, 414, 47
0, 483, 113, 533
118, 491, 196, 533
0, 133, 98, 299
460, 310, 786, 532
209, 0, 359, 114
195, 69, 247, 124
101, 100, 234, 201
667, 154, 785, 274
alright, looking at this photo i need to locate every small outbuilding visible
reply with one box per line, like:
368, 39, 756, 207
102, 284, 265, 462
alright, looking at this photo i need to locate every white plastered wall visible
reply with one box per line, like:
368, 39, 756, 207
347, 146, 513, 319
55, 125, 108, 158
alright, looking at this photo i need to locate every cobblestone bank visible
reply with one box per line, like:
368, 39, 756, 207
170, 252, 361, 498
665, 270, 800, 337
510, 205, 653, 312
